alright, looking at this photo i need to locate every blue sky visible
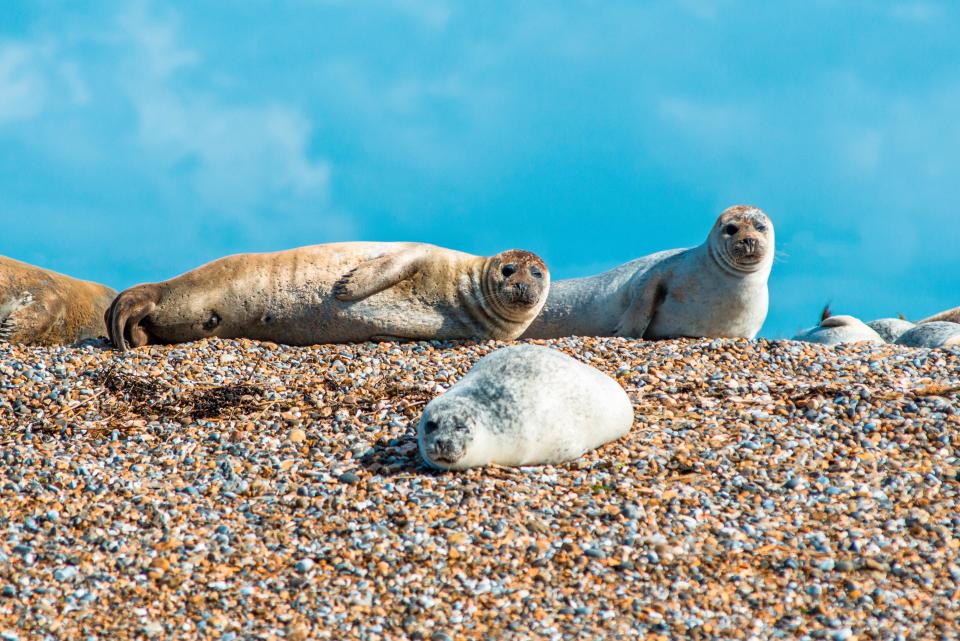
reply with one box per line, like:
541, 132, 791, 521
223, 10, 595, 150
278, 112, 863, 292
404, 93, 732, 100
2, 1, 958, 338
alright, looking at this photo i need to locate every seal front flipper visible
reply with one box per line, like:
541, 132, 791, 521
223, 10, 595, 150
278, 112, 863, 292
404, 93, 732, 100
106, 283, 162, 350
333, 247, 427, 302
614, 277, 667, 338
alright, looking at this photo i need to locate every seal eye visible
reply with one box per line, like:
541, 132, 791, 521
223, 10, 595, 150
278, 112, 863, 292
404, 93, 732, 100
454, 423, 469, 433
501, 264, 517, 278
530, 267, 543, 279
723, 223, 739, 236
754, 222, 767, 232
424, 420, 439, 434
203, 312, 221, 331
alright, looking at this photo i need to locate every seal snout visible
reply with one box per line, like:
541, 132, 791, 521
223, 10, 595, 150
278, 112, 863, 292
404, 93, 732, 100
731, 236, 765, 263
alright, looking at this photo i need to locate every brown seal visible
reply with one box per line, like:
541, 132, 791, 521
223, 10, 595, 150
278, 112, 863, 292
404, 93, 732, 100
106, 242, 550, 350
1, 255, 116, 345
919, 306, 960, 325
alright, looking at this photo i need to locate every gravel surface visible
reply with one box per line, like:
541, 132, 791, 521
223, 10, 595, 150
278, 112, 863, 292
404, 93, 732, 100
1, 337, 958, 640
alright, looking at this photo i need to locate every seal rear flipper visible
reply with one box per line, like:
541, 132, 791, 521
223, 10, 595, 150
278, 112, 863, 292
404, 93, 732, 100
106, 284, 161, 350
333, 247, 426, 302
0, 292, 37, 343
614, 277, 666, 338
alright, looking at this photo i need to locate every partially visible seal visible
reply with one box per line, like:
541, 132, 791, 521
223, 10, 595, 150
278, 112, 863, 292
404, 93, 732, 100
919, 306, 960, 325
522, 205, 773, 340
107, 242, 549, 350
792, 306, 884, 345
895, 321, 960, 348
1, 256, 116, 345
417, 344, 633, 470
867, 318, 915, 343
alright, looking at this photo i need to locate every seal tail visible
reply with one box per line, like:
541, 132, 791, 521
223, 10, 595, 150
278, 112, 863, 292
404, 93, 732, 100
820, 303, 832, 324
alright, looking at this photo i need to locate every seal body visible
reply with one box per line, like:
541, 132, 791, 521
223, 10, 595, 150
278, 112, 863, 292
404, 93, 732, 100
107, 242, 549, 349
522, 205, 773, 340
417, 344, 633, 470
1, 256, 116, 345
895, 322, 960, 348
920, 306, 960, 325
867, 318, 915, 343
793, 313, 885, 345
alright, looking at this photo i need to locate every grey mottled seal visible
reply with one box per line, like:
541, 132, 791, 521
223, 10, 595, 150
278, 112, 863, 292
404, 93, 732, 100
792, 306, 884, 345
521, 205, 773, 340
106, 242, 549, 350
417, 344, 633, 470
1, 256, 116, 345
867, 318, 915, 343
895, 321, 960, 348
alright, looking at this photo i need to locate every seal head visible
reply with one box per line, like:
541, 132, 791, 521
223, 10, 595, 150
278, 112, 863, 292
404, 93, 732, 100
483, 249, 550, 321
707, 206, 774, 276
417, 396, 495, 470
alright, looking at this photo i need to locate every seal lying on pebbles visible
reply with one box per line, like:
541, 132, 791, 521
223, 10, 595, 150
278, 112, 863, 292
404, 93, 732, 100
920, 305, 960, 324
522, 205, 774, 340
792, 307, 884, 345
106, 242, 549, 350
1, 256, 116, 345
867, 318, 915, 343
895, 321, 960, 348
417, 344, 633, 470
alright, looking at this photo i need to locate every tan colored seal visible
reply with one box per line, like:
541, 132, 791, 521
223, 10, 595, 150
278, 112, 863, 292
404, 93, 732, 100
919, 306, 960, 325
1, 255, 116, 345
522, 205, 773, 340
107, 242, 549, 350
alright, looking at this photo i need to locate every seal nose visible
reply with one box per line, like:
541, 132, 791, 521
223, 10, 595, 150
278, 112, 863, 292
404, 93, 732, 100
738, 238, 760, 255
433, 437, 453, 455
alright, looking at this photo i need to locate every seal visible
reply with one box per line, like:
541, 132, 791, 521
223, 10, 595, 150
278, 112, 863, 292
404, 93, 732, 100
106, 242, 549, 350
895, 321, 960, 348
521, 205, 773, 340
792, 306, 884, 345
417, 344, 633, 470
1, 255, 116, 345
919, 306, 960, 325
867, 318, 915, 343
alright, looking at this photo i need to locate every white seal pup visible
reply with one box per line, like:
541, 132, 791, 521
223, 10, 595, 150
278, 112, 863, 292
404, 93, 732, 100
895, 322, 960, 348
521, 205, 773, 340
1, 256, 116, 345
417, 344, 633, 470
867, 318, 915, 343
792, 307, 884, 345
106, 242, 550, 350
919, 305, 960, 325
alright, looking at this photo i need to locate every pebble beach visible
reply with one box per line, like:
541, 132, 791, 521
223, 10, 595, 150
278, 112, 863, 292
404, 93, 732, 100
1, 337, 958, 640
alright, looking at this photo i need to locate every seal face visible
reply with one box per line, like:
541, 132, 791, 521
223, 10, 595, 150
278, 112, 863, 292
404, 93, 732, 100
107, 242, 550, 350
522, 205, 773, 341
895, 321, 960, 348
483, 250, 549, 320
707, 206, 774, 276
1, 256, 116, 345
417, 344, 633, 470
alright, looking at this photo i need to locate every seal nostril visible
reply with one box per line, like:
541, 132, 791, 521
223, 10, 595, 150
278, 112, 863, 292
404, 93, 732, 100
723, 223, 739, 236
